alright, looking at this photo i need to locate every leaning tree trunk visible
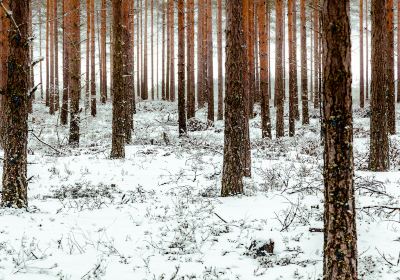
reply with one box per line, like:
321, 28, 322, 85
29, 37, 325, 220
68, 0, 81, 146
369, 0, 389, 171
110, 0, 126, 158
1, 0, 30, 208
221, 0, 246, 197
322, 1, 358, 279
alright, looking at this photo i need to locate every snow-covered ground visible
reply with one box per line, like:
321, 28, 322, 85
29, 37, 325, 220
0, 99, 399, 279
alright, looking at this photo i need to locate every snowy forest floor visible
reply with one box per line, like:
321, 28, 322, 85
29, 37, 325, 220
0, 100, 399, 280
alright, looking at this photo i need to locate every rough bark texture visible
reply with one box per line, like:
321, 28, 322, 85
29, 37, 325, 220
162, 2, 166, 100
0, 0, 9, 148
197, 0, 204, 108
68, 0, 81, 146
313, 0, 320, 109
54, 0, 59, 112
85, 0, 90, 113
1, 0, 30, 208
217, 0, 223, 121
165, 0, 171, 101
275, 0, 284, 138
322, 2, 358, 279
207, 0, 214, 123
178, 0, 187, 135
61, 0, 69, 126
288, 0, 296, 137
142, 0, 148, 100
187, 0, 196, 119
49, 0, 55, 115
90, 0, 96, 116
221, 0, 245, 197
300, 0, 309, 125
365, 0, 369, 100
100, 0, 107, 104
247, 1, 255, 118
360, 0, 364, 108
151, 0, 154, 100
398, 0, 400, 103
110, 0, 126, 159
369, 0, 389, 171
386, 0, 395, 134
257, 0, 271, 139
169, 0, 175, 101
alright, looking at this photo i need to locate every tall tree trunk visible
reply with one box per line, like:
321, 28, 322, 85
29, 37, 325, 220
275, 0, 284, 137
217, 0, 223, 121
366, 0, 369, 100
68, 0, 81, 146
257, 0, 271, 138
386, 0, 395, 134
360, 0, 365, 108
166, 0, 171, 101
221, 0, 245, 196
247, 1, 255, 118
136, 0, 141, 99
39, 0, 44, 100
169, 0, 175, 101
100, 0, 107, 103
54, 0, 59, 111
300, 0, 309, 125
206, 0, 214, 123
397, 0, 400, 103
369, 0, 389, 171
61, 0, 69, 125
197, 0, 204, 108
178, 0, 187, 135
1, 0, 30, 208
85, 0, 90, 113
46, 1, 50, 107
242, 0, 251, 177
111, 0, 126, 158
141, 0, 148, 100
0, 0, 9, 147
49, 0, 55, 115
90, 0, 96, 116
187, 0, 196, 119
288, 0, 295, 137
151, 0, 154, 100
313, 0, 319, 109
162, 1, 166, 100
322, 1, 358, 278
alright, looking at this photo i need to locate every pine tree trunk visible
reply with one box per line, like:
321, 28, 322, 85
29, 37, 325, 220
54, 0, 59, 111
166, 0, 171, 101
248, 1, 255, 118
49, 0, 55, 115
178, 0, 187, 135
39, 0, 44, 100
85, 0, 90, 113
257, 0, 271, 139
217, 0, 223, 121
221, 0, 245, 197
169, 0, 175, 101
68, 0, 81, 146
313, 0, 319, 109
0, 0, 9, 148
397, 0, 400, 103
162, 1, 166, 100
386, 0, 396, 135
1, 0, 30, 208
61, 0, 69, 125
187, 0, 196, 119
90, 0, 96, 116
100, 0, 107, 103
142, 0, 148, 100
366, 0, 369, 100
46, 1, 50, 107
288, 0, 296, 137
197, 0, 204, 108
300, 0, 309, 125
242, 0, 251, 177
360, 0, 365, 108
275, 0, 285, 137
322, 1, 358, 278
206, 0, 214, 123
369, 0, 389, 171
136, 0, 141, 99
111, 0, 126, 158
151, 0, 154, 100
